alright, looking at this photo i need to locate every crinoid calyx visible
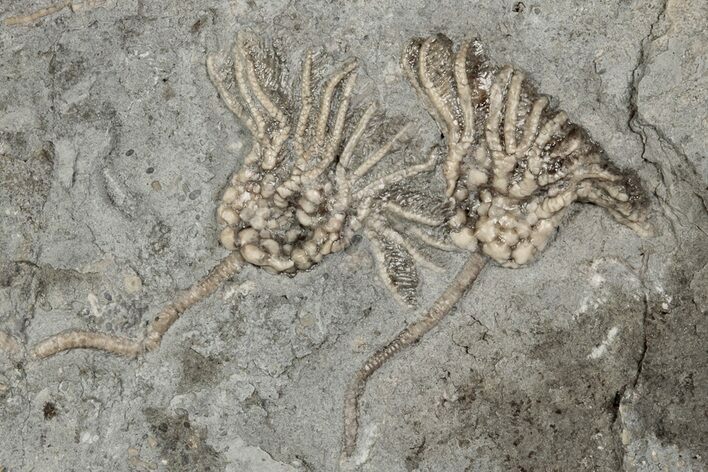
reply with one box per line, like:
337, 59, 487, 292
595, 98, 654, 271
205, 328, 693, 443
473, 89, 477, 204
341, 34, 651, 462
18, 32, 441, 360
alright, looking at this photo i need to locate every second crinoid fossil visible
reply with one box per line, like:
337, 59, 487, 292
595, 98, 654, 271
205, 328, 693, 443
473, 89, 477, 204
341, 33, 651, 461
23, 32, 442, 360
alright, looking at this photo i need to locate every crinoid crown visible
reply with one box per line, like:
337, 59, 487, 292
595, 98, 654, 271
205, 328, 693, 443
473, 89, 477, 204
207, 32, 447, 305
403, 34, 650, 267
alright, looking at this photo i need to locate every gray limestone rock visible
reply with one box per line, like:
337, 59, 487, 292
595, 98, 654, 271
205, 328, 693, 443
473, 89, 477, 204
0, 0, 705, 471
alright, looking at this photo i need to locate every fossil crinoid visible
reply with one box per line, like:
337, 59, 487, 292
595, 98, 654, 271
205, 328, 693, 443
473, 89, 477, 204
21, 32, 441, 360
341, 34, 651, 462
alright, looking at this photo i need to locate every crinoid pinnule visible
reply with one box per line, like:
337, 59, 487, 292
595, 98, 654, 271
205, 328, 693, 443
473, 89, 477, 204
340, 34, 651, 463
20, 32, 443, 361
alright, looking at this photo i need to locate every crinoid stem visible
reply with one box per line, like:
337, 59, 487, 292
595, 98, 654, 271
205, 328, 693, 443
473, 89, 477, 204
341, 252, 488, 460
4, 0, 70, 26
30, 251, 244, 360
3, 0, 104, 26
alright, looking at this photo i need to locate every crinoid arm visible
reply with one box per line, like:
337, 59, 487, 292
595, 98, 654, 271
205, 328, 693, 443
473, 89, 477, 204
360, 169, 459, 307
30, 252, 243, 359
206, 31, 291, 169
402, 34, 492, 200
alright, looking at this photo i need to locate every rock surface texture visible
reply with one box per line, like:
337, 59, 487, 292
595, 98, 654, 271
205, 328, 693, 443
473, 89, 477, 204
0, 1, 705, 471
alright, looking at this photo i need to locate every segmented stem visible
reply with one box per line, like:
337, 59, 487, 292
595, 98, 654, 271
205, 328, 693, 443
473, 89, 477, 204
31, 252, 244, 359
341, 253, 488, 458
